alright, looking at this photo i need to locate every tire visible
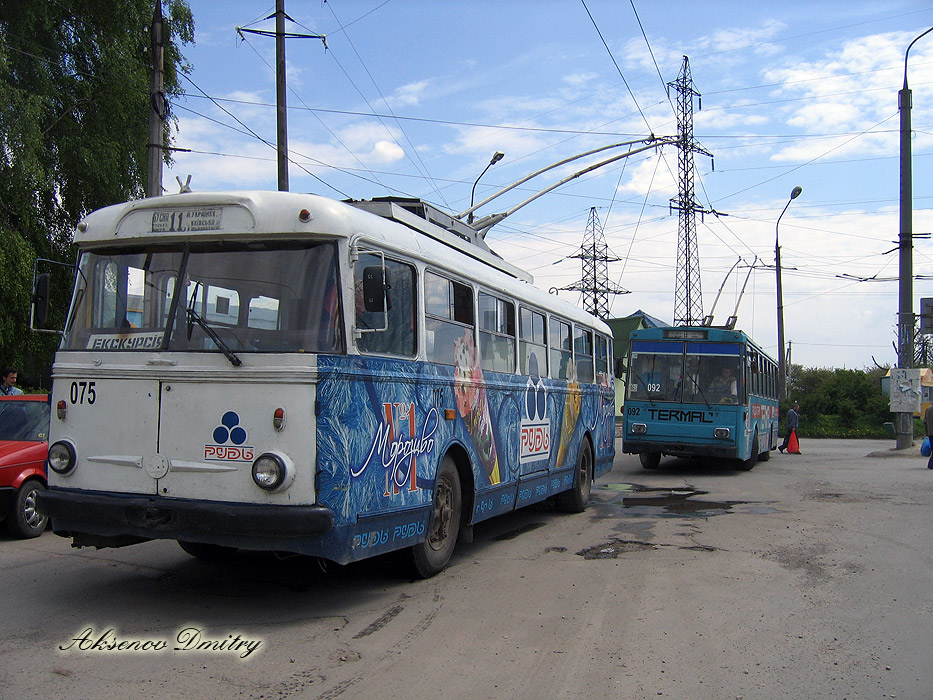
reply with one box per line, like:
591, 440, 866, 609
739, 432, 758, 471
6, 479, 48, 539
639, 452, 661, 470
759, 429, 772, 462
406, 456, 461, 578
556, 440, 593, 513
177, 540, 239, 561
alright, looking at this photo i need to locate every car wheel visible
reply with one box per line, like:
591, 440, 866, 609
7, 479, 48, 539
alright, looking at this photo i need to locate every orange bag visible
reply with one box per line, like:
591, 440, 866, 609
787, 429, 800, 454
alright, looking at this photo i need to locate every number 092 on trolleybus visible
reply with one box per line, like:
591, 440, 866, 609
621, 326, 779, 471
35, 191, 615, 577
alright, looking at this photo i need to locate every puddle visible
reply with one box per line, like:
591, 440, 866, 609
597, 484, 744, 517
577, 539, 656, 559
577, 539, 720, 559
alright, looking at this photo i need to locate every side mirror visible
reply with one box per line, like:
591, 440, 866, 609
362, 265, 391, 312
614, 356, 626, 379
33, 273, 50, 327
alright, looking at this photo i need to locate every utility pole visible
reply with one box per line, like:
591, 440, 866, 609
668, 56, 713, 326
237, 1, 325, 192
896, 27, 933, 449
274, 0, 288, 191
146, 1, 165, 198
562, 207, 629, 320
775, 186, 803, 400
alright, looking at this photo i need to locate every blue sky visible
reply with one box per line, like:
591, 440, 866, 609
161, 1, 933, 370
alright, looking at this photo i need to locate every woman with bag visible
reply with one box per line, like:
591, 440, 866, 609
924, 404, 933, 469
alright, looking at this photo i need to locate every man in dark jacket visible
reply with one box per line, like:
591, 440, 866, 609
779, 402, 800, 453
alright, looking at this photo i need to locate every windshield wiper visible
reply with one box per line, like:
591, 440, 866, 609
686, 374, 712, 408
186, 290, 242, 367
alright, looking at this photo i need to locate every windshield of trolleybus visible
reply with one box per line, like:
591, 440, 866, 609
628, 349, 744, 405
62, 242, 344, 355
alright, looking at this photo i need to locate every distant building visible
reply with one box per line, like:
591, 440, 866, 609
605, 310, 666, 420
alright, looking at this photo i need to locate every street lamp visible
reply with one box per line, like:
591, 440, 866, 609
775, 185, 802, 400
468, 151, 505, 224
896, 27, 933, 449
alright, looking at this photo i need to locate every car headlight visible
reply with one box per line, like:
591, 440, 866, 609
251, 452, 295, 492
714, 427, 731, 439
631, 423, 647, 434
48, 440, 77, 475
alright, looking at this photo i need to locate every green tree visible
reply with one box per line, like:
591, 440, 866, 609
0, 0, 193, 387
785, 364, 892, 437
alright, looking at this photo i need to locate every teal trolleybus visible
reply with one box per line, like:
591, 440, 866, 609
622, 326, 779, 470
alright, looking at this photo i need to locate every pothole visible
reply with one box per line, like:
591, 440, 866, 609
577, 539, 656, 559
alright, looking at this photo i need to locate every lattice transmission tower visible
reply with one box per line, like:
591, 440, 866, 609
563, 207, 629, 320
668, 56, 713, 326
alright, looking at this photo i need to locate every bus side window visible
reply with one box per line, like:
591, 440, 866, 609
596, 334, 609, 381
425, 270, 474, 366
479, 292, 515, 373
549, 317, 571, 380
574, 327, 594, 384
355, 253, 416, 356
520, 307, 546, 377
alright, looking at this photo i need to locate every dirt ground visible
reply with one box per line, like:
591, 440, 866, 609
1, 438, 930, 700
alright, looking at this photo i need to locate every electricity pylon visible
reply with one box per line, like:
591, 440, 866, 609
563, 207, 629, 320
668, 56, 713, 326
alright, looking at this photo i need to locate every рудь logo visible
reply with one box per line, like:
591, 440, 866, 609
205, 411, 254, 462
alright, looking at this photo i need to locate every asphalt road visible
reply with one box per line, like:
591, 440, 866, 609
1, 437, 931, 700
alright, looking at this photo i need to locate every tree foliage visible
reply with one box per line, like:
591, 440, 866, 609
785, 364, 893, 438
0, 1, 193, 387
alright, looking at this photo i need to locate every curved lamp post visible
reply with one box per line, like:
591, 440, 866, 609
468, 151, 505, 224
775, 185, 802, 400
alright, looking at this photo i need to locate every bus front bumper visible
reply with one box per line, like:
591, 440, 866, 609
622, 440, 738, 460
36, 488, 334, 548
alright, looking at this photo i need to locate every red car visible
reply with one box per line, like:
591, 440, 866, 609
0, 394, 50, 538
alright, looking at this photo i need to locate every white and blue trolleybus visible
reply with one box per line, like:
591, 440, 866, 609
37, 191, 615, 577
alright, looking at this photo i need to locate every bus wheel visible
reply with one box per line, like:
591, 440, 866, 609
177, 541, 239, 561
739, 433, 759, 471
407, 456, 461, 578
759, 429, 772, 462
639, 452, 661, 470
556, 440, 593, 513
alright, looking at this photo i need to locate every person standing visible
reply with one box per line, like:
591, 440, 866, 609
1, 367, 23, 396
779, 401, 800, 453
924, 403, 933, 469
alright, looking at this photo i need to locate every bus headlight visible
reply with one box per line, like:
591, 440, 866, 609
48, 440, 77, 475
251, 452, 295, 492
631, 423, 647, 434
714, 427, 731, 439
